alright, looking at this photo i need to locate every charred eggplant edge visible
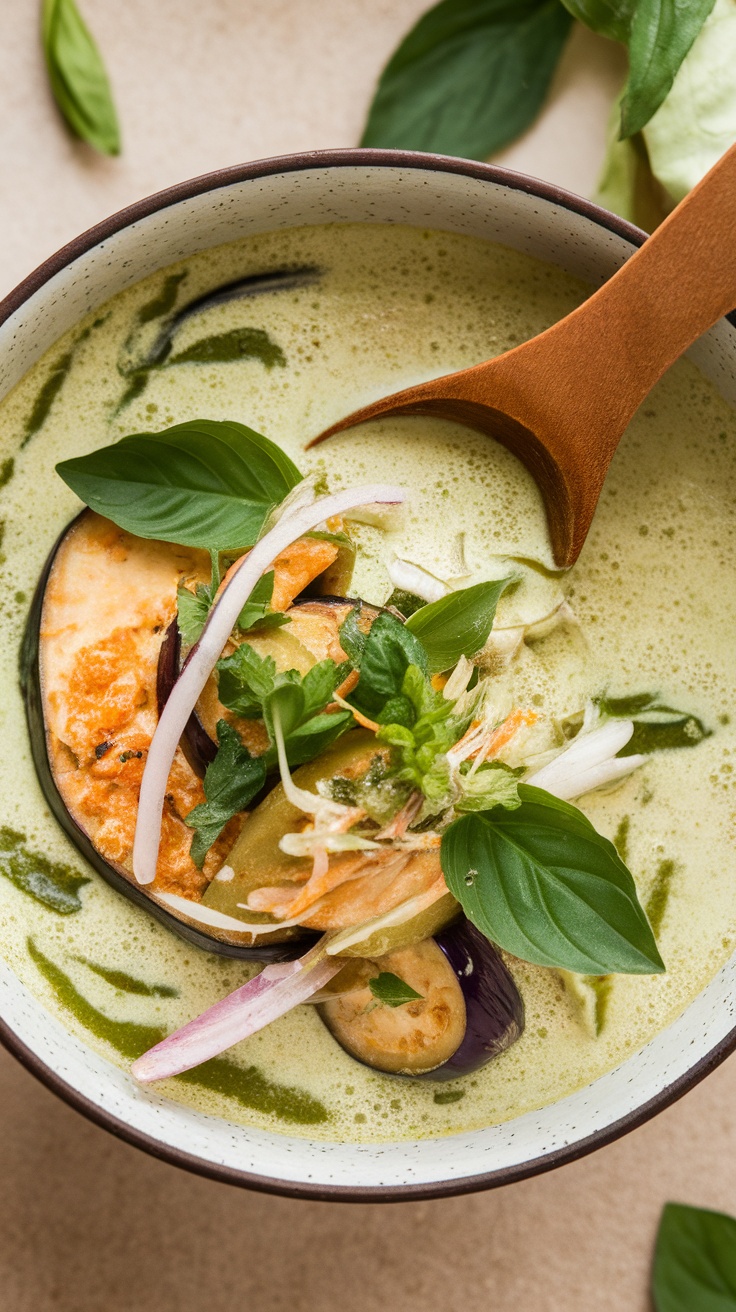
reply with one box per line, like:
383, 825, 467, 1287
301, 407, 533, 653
20, 513, 312, 962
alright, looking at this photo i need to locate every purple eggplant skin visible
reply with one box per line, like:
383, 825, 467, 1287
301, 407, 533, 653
157, 620, 216, 777
424, 918, 525, 1082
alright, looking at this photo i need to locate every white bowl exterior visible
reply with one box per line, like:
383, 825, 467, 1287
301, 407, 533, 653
2, 162, 735, 1192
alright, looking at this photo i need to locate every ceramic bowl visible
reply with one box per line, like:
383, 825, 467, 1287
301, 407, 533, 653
2, 149, 735, 1201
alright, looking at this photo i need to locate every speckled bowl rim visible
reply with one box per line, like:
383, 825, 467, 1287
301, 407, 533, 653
1, 147, 735, 1203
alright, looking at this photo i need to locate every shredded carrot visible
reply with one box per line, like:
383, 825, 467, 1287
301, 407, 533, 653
485, 708, 539, 759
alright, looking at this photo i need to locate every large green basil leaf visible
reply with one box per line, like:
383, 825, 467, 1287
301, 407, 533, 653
56, 419, 302, 550
42, 0, 121, 156
652, 1202, 736, 1311
360, 0, 573, 160
621, 0, 716, 137
441, 784, 664, 974
406, 578, 510, 673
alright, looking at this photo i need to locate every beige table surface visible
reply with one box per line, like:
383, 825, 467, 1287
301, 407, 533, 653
1, 5, 734, 1310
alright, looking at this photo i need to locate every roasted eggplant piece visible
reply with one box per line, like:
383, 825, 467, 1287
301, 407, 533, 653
21, 512, 353, 961
318, 918, 524, 1079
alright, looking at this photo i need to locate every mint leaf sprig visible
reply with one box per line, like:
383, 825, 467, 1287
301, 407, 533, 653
185, 721, 267, 867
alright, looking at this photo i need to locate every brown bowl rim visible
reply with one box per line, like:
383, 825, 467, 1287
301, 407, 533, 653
2, 145, 735, 1203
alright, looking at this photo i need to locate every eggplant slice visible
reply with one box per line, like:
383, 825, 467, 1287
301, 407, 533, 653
21, 511, 362, 961
318, 919, 524, 1079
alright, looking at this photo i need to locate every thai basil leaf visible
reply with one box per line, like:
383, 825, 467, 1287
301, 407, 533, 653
652, 1202, 736, 1311
406, 578, 511, 674
441, 784, 665, 975
559, 0, 635, 41
237, 571, 289, 634
349, 612, 428, 714
369, 973, 424, 1007
42, 0, 121, 156
185, 721, 267, 866
360, 0, 573, 160
598, 692, 710, 754
621, 0, 716, 138
56, 419, 302, 550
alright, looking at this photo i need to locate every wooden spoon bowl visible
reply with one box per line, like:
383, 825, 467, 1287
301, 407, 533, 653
310, 145, 736, 567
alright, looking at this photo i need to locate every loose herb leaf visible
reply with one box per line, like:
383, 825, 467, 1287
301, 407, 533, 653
652, 1202, 736, 1311
56, 419, 302, 550
176, 583, 212, 647
621, 0, 716, 138
406, 579, 511, 674
168, 327, 287, 369
385, 588, 426, 618
455, 762, 521, 813
349, 612, 428, 714
185, 721, 267, 866
338, 605, 368, 667
369, 972, 424, 1007
42, 0, 121, 156
599, 693, 711, 754
237, 571, 289, 634
361, 0, 573, 160
441, 785, 665, 975
0, 824, 89, 915
217, 645, 353, 765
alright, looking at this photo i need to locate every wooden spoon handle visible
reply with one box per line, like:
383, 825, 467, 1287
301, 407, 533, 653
502, 143, 736, 467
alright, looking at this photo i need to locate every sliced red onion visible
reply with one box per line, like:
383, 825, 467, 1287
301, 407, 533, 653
526, 720, 647, 800
131, 948, 342, 1082
133, 484, 407, 885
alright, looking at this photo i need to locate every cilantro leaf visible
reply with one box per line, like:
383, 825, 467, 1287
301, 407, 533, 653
185, 721, 267, 866
369, 972, 424, 1007
176, 583, 212, 647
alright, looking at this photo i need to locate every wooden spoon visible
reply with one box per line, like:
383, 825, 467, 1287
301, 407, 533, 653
309, 144, 736, 567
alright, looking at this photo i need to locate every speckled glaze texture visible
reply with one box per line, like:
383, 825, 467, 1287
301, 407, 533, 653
2, 150, 736, 1200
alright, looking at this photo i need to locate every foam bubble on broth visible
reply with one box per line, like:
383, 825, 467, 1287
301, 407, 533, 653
1, 223, 736, 1141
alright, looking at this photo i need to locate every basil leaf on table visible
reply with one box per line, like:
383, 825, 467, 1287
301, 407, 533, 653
42, 0, 121, 156
56, 419, 302, 550
369, 973, 424, 1007
361, 0, 573, 159
185, 721, 267, 867
652, 1202, 736, 1311
621, 0, 717, 138
406, 578, 511, 673
441, 784, 665, 975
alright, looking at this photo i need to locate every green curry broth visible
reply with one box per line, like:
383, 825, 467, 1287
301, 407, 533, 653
1, 222, 735, 1141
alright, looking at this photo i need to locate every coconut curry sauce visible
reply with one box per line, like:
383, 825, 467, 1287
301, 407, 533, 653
1, 223, 736, 1139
